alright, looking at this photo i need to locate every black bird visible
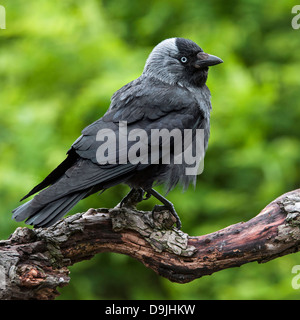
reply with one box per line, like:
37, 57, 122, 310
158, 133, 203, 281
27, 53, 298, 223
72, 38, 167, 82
12, 38, 223, 229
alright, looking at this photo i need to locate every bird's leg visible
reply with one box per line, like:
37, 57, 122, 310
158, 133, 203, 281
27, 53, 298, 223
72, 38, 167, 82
120, 188, 145, 208
147, 188, 182, 229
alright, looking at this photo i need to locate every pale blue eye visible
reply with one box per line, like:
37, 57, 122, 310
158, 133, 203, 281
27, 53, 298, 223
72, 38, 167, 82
181, 56, 188, 63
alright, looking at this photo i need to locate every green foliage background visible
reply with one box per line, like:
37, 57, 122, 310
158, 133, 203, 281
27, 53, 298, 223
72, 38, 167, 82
1, 0, 300, 299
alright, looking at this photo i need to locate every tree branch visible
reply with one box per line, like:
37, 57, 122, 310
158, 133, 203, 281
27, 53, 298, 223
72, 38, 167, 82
1, 188, 300, 300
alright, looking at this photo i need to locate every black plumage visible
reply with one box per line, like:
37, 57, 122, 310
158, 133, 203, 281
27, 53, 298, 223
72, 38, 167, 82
12, 38, 222, 228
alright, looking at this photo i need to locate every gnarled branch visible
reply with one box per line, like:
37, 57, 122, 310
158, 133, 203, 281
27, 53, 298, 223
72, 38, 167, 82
1, 189, 300, 300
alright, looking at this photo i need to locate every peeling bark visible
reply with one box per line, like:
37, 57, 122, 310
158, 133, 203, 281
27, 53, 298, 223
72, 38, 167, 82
1, 188, 300, 300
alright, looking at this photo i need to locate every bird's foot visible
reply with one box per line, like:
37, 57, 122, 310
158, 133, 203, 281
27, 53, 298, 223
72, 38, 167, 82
120, 188, 145, 208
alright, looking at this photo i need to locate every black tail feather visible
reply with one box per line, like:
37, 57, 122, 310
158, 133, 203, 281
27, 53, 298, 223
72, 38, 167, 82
20, 151, 78, 201
13, 189, 90, 228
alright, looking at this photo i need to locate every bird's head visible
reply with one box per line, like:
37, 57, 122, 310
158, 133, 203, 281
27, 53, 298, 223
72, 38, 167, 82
143, 37, 223, 87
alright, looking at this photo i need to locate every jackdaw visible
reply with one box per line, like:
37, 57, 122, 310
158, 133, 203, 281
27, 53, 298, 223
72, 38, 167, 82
12, 37, 223, 229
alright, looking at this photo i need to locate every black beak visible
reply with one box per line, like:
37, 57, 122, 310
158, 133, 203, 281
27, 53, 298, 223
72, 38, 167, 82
195, 52, 223, 68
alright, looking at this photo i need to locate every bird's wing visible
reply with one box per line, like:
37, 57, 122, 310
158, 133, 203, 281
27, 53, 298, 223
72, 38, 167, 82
72, 76, 207, 166
22, 77, 207, 203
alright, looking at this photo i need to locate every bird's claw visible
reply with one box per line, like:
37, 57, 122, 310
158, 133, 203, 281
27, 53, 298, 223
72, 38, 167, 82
120, 188, 145, 208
